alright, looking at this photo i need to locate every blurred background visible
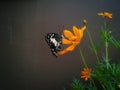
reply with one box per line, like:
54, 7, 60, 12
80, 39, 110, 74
0, 0, 120, 90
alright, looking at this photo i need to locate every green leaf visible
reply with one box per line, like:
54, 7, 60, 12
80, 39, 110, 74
71, 79, 85, 90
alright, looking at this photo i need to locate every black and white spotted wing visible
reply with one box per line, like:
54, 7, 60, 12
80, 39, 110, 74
45, 33, 62, 57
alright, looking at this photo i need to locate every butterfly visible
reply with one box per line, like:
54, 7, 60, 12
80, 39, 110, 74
45, 33, 63, 57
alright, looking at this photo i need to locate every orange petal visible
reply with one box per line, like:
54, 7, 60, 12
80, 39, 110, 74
64, 30, 74, 40
85, 78, 88, 81
105, 12, 112, 18
73, 26, 79, 37
66, 44, 76, 51
98, 12, 112, 19
62, 38, 72, 44
98, 13, 103, 16
58, 44, 76, 55
80, 26, 86, 32
77, 26, 86, 41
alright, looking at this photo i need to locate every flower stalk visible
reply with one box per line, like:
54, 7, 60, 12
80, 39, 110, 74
86, 28, 99, 62
77, 45, 88, 68
104, 20, 109, 69
83, 19, 99, 62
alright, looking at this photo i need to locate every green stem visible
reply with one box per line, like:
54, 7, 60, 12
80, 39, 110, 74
90, 78, 97, 89
104, 20, 109, 69
86, 28, 99, 62
102, 85, 106, 90
77, 45, 88, 68
105, 36, 109, 69
99, 80, 106, 90
109, 82, 114, 90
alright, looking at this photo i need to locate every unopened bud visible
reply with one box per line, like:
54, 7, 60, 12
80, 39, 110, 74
83, 19, 87, 25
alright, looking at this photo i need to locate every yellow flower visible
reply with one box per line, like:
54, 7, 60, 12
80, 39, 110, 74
98, 12, 112, 19
58, 25, 86, 55
81, 68, 91, 81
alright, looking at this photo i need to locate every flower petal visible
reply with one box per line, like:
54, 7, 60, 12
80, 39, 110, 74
98, 12, 112, 19
80, 26, 86, 32
73, 26, 79, 37
79, 26, 86, 39
66, 44, 76, 51
104, 12, 112, 18
58, 25, 86, 55
64, 30, 74, 40
62, 38, 72, 44
98, 13, 104, 16
81, 68, 91, 81
58, 44, 76, 55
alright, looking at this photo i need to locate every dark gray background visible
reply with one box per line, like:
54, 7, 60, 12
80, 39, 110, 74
0, 0, 120, 90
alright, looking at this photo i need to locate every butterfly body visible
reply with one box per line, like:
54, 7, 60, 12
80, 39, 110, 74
45, 33, 62, 57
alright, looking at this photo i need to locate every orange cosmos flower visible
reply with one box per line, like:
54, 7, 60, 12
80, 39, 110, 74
81, 68, 91, 81
58, 25, 86, 55
98, 12, 112, 19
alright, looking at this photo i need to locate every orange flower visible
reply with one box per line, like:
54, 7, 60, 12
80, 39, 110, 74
98, 12, 112, 19
81, 68, 91, 81
58, 25, 86, 55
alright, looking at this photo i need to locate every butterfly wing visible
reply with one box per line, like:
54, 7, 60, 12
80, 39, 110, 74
45, 33, 62, 57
